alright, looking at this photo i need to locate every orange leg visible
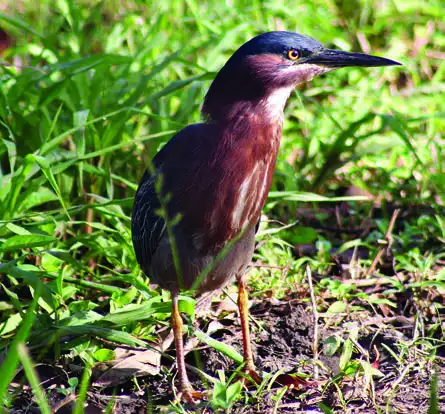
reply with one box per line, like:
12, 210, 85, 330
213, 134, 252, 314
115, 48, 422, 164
171, 290, 203, 403
237, 276, 261, 383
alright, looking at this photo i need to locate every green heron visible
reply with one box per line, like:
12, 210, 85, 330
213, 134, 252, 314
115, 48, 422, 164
132, 31, 400, 401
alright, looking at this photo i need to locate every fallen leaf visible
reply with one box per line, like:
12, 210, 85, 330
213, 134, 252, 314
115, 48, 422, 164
93, 346, 161, 387
275, 373, 319, 389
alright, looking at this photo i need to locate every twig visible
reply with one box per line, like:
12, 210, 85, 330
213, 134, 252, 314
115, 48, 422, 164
341, 274, 407, 287
249, 263, 286, 270
349, 244, 359, 280
51, 393, 77, 413
308, 225, 368, 235
366, 209, 400, 277
306, 265, 319, 380
383, 361, 415, 396
335, 205, 343, 230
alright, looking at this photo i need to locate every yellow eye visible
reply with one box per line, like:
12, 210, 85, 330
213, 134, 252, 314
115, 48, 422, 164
287, 49, 300, 61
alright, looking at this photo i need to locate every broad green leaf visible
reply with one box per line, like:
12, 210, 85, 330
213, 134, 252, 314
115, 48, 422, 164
285, 226, 318, 245
343, 360, 360, 377
6, 223, 31, 236
93, 349, 116, 362
59, 311, 104, 327
226, 381, 243, 403
326, 301, 347, 314
323, 335, 342, 356
339, 338, 354, 371
0, 234, 56, 251
0, 313, 23, 336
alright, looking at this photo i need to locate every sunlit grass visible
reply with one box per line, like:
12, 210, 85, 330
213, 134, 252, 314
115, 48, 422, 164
0, 0, 444, 412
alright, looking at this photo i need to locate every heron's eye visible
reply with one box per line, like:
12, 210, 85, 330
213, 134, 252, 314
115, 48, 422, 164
287, 49, 300, 61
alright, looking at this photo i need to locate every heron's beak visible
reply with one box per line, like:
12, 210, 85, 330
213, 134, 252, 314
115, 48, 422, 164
307, 49, 401, 68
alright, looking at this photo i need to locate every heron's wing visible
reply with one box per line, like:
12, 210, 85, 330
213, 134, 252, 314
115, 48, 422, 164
131, 170, 166, 270
131, 123, 214, 270
254, 219, 260, 234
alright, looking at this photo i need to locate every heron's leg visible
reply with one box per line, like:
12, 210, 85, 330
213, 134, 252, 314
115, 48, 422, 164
236, 275, 261, 383
171, 289, 202, 402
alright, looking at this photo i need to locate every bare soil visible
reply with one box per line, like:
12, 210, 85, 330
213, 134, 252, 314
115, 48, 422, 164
9, 295, 444, 413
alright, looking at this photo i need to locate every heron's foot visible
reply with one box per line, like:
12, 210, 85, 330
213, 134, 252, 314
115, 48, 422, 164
176, 384, 208, 405
240, 364, 262, 385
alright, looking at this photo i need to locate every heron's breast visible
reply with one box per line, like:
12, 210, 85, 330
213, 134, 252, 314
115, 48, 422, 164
211, 129, 280, 242
230, 156, 275, 229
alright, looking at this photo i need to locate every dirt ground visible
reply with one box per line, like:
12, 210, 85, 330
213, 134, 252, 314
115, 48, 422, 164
10, 294, 444, 413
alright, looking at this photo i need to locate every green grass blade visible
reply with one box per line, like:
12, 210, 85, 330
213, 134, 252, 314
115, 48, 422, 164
73, 364, 92, 414
17, 343, 52, 414
0, 284, 40, 406
194, 328, 243, 365
0, 12, 43, 37
39, 107, 130, 155
380, 113, 425, 167
31, 155, 71, 219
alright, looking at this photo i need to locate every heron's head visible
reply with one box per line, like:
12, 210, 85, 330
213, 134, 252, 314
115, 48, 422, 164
203, 31, 400, 121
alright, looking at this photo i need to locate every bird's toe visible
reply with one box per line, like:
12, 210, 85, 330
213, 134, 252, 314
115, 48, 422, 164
240, 366, 262, 386
176, 385, 209, 405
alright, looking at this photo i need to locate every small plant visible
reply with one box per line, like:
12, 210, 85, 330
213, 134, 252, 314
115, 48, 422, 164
0, 0, 443, 412
56, 376, 78, 397
211, 370, 243, 412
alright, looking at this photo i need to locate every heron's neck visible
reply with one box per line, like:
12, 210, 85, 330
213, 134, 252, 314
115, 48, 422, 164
261, 87, 293, 122
204, 83, 292, 125
211, 87, 292, 146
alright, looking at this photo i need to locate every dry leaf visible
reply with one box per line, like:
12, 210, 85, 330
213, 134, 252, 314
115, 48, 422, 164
93, 346, 161, 387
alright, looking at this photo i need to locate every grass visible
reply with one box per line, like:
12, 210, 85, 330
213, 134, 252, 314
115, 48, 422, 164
0, 0, 444, 413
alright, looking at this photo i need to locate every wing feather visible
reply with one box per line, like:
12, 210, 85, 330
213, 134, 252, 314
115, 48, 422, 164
131, 123, 213, 270
131, 170, 165, 270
